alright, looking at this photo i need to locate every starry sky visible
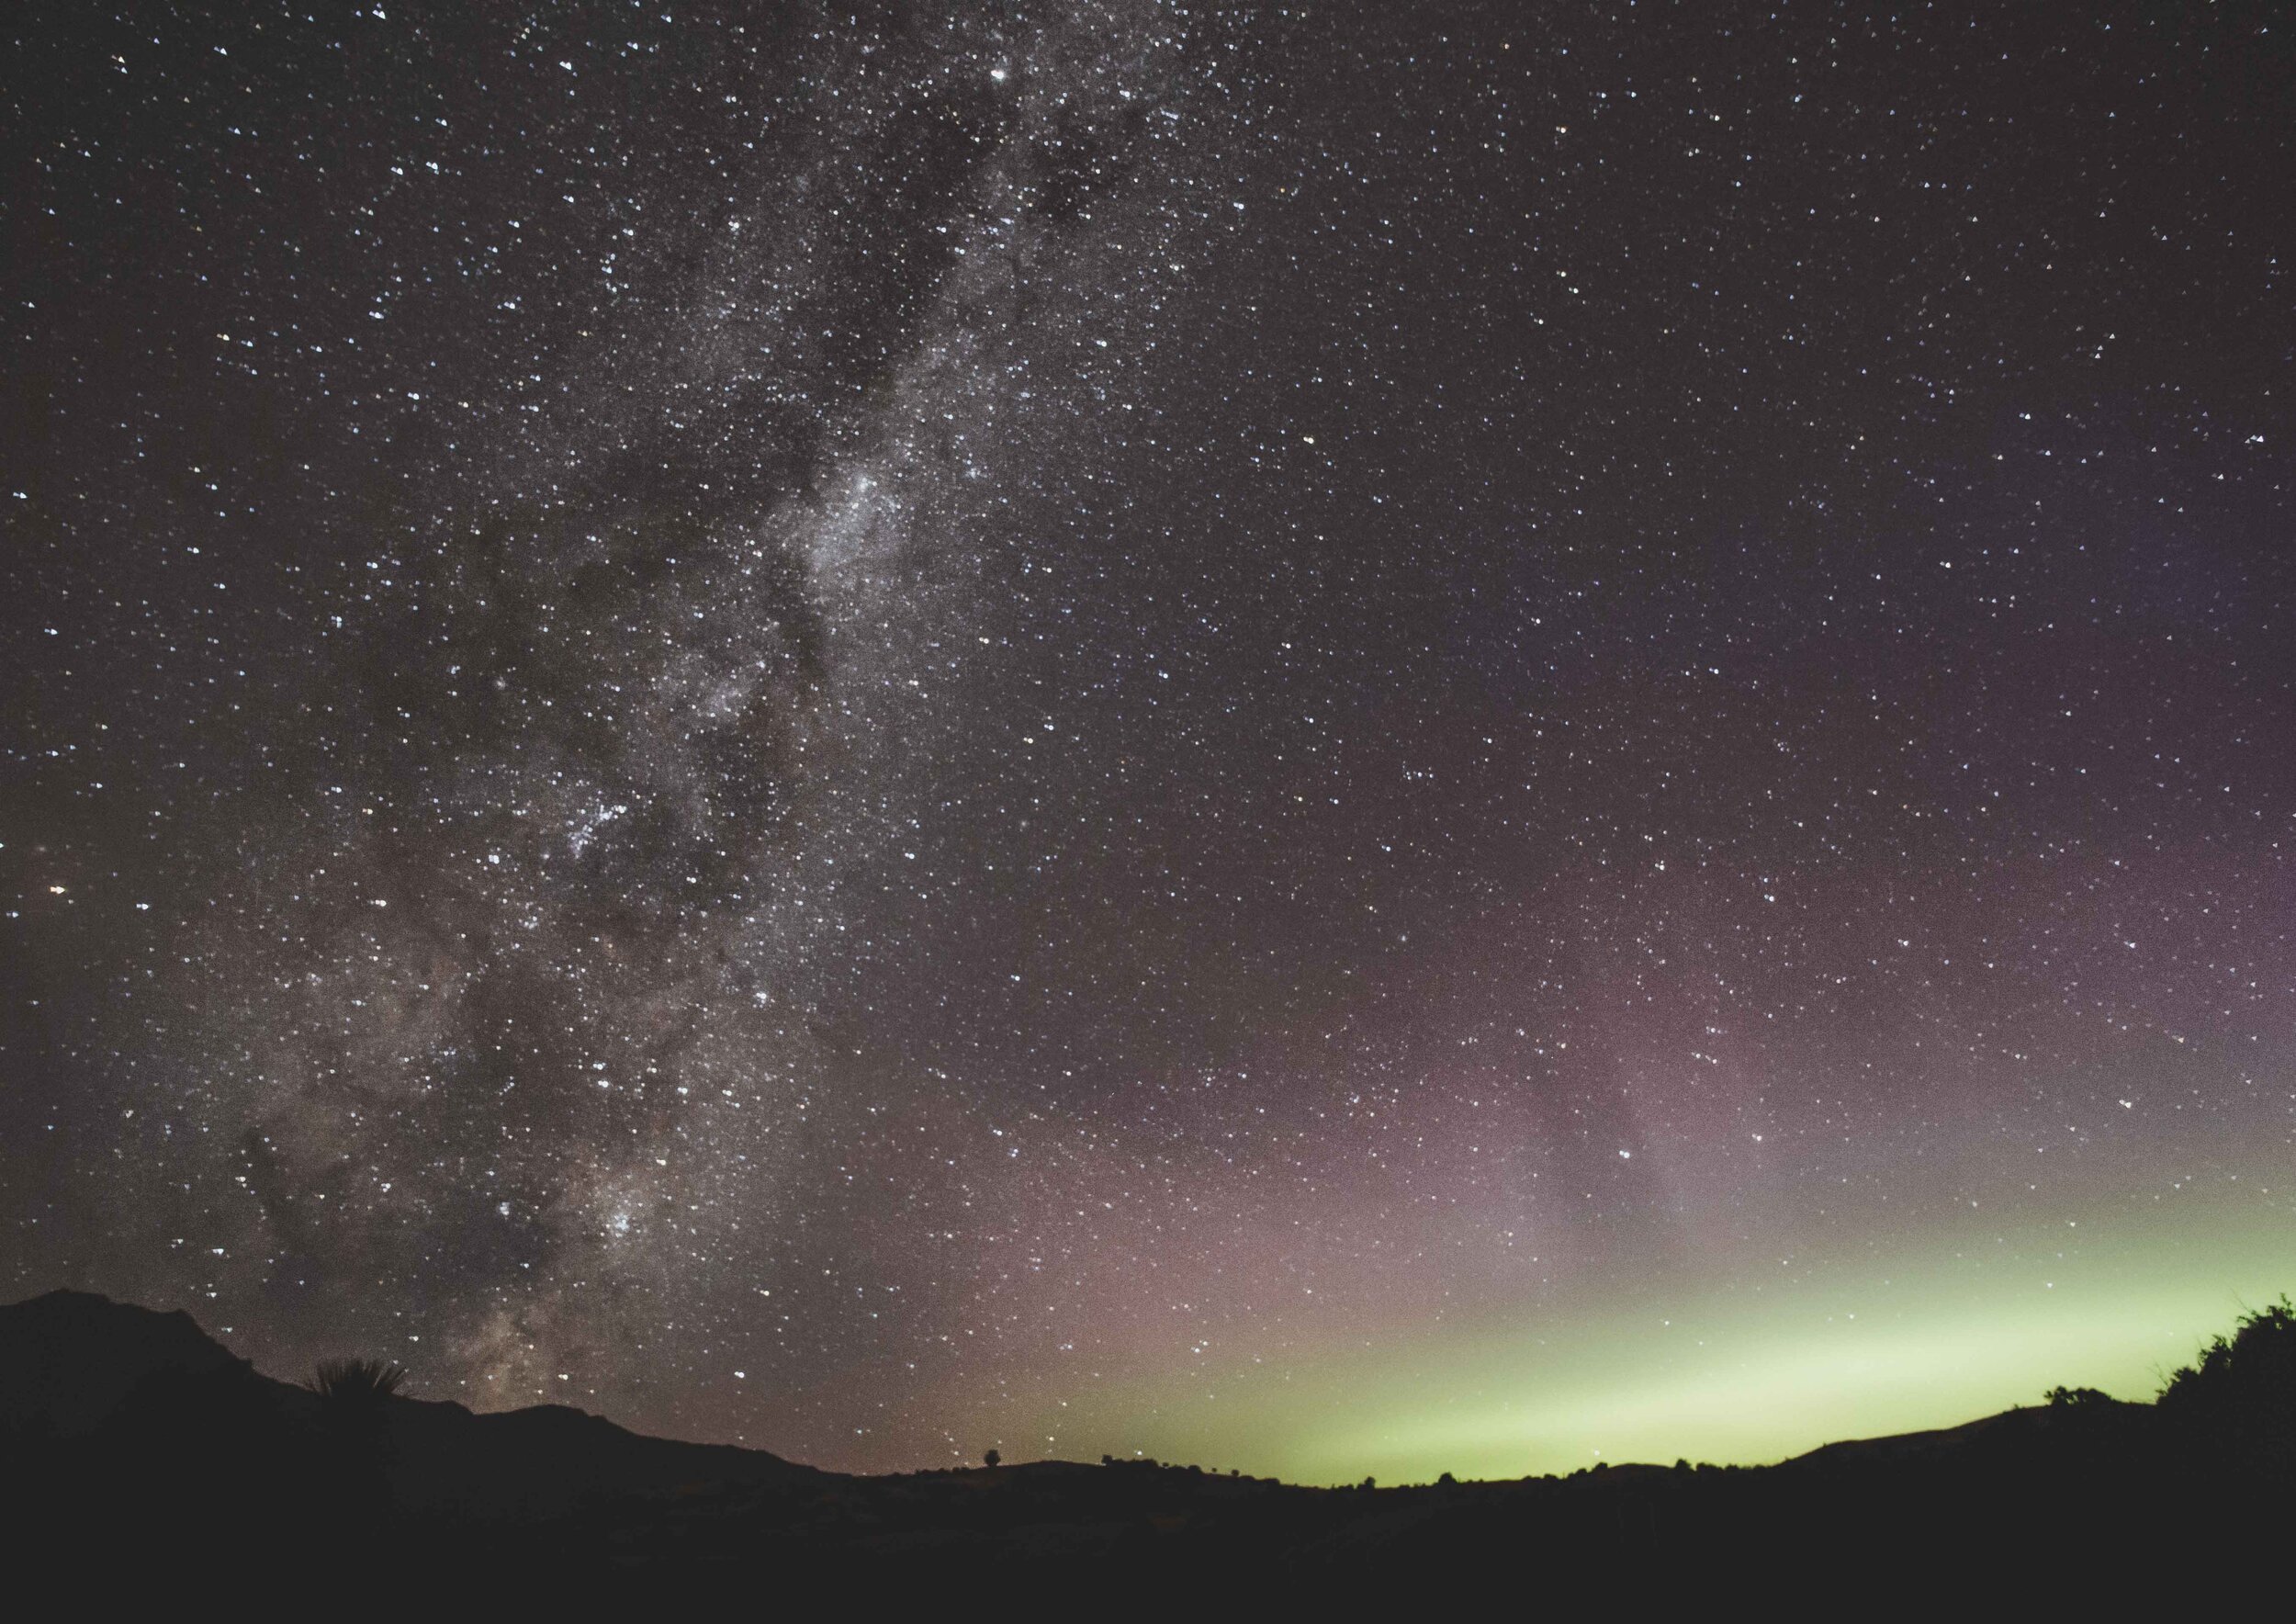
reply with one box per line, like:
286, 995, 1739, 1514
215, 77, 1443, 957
4, 2, 2291, 1483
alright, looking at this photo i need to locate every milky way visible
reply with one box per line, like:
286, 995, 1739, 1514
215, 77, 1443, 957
5, 4, 2292, 1481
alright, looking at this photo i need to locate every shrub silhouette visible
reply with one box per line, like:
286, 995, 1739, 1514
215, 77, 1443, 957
983, 1448, 1000, 1468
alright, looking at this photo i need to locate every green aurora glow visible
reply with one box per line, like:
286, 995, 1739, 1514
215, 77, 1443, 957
966, 1196, 2290, 1485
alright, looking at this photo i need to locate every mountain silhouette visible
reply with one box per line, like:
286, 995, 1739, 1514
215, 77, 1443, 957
3, 1289, 2287, 1601
0, 1290, 248, 1434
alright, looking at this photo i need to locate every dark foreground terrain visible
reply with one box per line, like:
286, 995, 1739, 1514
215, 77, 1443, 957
4, 1289, 2289, 1600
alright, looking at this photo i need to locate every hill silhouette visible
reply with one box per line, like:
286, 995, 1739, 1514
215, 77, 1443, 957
3, 1289, 2288, 1599
0, 1291, 818, 1520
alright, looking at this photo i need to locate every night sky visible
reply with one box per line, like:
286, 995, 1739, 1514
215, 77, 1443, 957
5, 3, 2291, 1483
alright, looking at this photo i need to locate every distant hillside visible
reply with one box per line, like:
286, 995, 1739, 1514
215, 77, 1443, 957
0, 1290, 818, 1522
3, 1290, 2288, 1598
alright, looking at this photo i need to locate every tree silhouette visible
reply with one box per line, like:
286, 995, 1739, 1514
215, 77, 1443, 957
983, 1447, 1000, 1468
2157, 1296, 2295, 1462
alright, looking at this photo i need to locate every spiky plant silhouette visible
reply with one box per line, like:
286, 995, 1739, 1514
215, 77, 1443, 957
308, 1357, 408, 1405
302, 1358, 406, 1517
